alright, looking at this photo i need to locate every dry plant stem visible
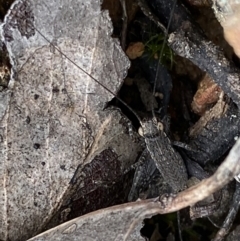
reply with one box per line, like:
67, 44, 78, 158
137, 0, 167, 34
177, 211, 183, 241
120, 0, 127, 50
213, 182, 240, 241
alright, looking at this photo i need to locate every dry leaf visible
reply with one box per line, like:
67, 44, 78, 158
126, 42, 145, 59
0, 0, 142, 240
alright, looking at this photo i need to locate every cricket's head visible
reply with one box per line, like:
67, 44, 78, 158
138, 117, 164, 137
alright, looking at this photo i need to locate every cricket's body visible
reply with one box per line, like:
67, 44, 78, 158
140, 118, 188, 192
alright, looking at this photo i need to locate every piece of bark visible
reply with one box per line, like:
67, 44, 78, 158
189, 92, 228, 137
186, 98, 240, 165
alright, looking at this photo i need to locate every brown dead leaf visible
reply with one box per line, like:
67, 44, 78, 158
126, 42, 145, 59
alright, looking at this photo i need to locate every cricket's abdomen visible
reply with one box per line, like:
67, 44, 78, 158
145, 131, 188, 192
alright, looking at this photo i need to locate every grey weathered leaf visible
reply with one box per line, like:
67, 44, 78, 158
0, 0, 142, 240
28, 201, 152, 241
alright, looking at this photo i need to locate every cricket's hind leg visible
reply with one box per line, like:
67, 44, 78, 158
127, 149, 153, 201
127, 149, 171, 201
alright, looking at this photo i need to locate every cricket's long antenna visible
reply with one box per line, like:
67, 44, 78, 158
34, 27, 142, 123
151, 0, 177, 119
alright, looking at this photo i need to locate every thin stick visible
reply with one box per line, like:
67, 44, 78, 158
119, 0, 128, 50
